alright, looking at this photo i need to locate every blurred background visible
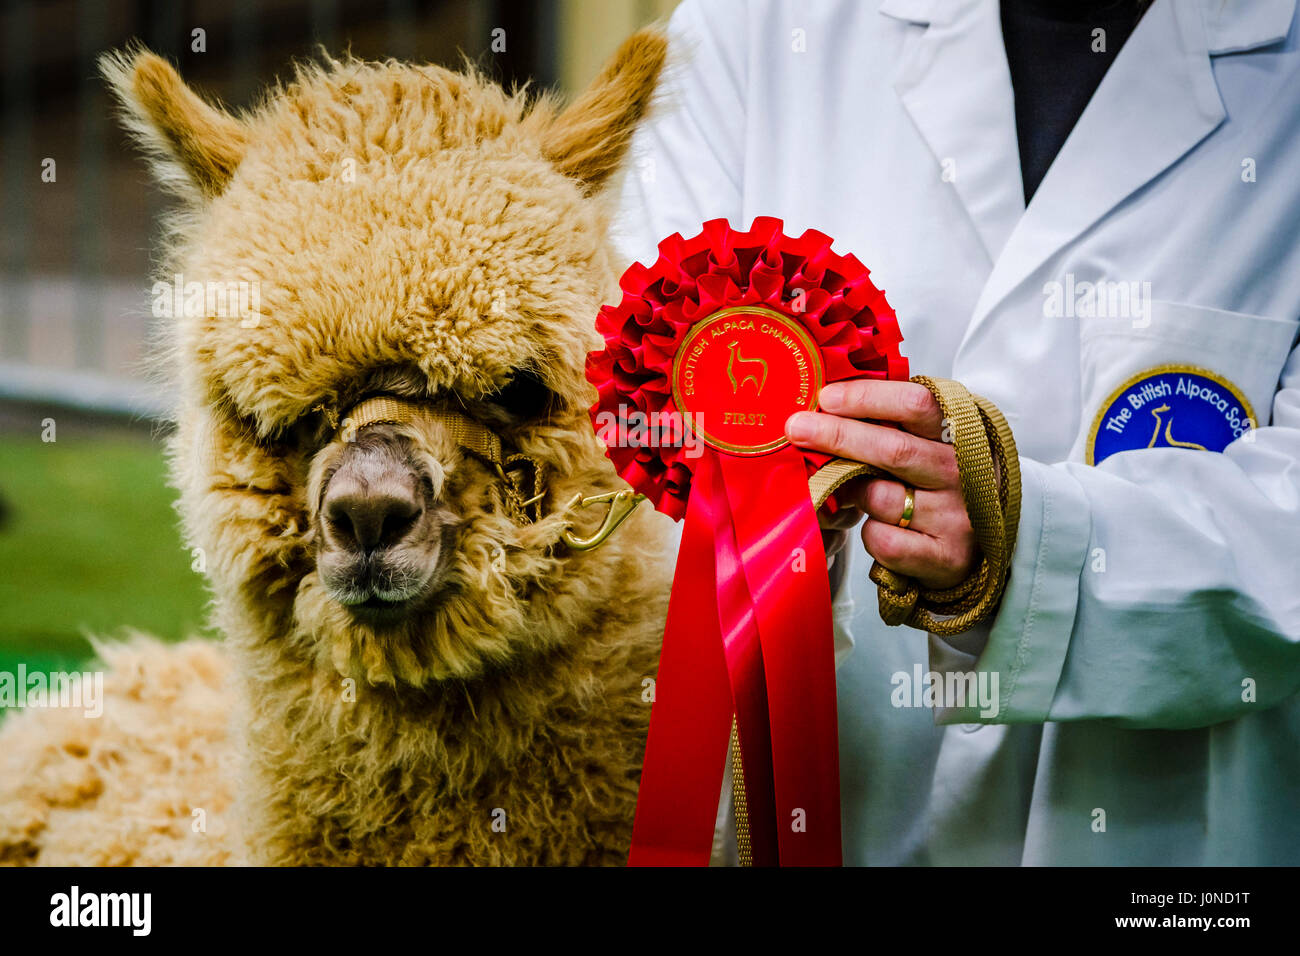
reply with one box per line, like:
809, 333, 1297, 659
0, 0, 678, 679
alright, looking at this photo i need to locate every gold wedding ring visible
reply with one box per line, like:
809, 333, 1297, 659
897, 486, 915, 529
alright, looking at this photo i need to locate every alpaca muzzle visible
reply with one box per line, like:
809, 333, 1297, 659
321, 395, 645, 552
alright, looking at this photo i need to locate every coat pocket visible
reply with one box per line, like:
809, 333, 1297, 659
1073, 301, 1299, 465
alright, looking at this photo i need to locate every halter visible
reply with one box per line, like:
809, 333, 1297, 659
318, 394, 644, 552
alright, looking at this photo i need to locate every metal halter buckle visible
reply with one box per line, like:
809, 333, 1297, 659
560, 489, 646, 552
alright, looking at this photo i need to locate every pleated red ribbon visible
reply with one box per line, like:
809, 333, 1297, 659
585, 218, 908, 866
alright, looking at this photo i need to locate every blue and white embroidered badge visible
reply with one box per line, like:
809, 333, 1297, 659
1087, 366, 1257, 466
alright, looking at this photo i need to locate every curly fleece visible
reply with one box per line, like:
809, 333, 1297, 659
0, 29, 676, 865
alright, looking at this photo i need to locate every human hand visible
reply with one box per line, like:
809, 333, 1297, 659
789, 380, 978, 590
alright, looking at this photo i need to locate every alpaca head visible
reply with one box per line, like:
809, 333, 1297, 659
103, 33, 669, 687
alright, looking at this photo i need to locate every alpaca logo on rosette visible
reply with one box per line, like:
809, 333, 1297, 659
672, 305, 823, 456
725, 340, 769, 395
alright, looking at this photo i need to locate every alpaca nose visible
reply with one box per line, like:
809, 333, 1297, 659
325, 492, 421, 553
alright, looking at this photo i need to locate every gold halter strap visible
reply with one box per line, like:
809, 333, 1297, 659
332, 395, 551, 524
327, 394, 646, 550
338, 395, 504, 464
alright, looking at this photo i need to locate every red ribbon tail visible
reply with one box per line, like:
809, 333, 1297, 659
718, 450, 843, 866
627, 456, 734, 866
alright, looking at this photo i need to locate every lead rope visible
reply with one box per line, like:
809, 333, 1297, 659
729, 719, 752, 867
803, 375, 1022, 636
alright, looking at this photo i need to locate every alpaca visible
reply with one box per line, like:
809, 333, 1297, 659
0, 30, 675, 865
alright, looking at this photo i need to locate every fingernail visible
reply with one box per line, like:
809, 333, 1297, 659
786, 412, 815, 442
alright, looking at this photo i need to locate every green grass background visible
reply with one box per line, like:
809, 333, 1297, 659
0, 431, 210, 679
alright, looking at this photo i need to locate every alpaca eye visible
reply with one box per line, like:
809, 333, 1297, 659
489, 369, 554, 418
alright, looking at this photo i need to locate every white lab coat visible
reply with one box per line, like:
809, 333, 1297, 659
613, 0, 1300, 864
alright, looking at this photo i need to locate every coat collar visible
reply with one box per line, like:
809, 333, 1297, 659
884, 0, 1024, 263
1201, 0, 1296, 54
878, 0, 965, 26
879, 0, 1296, 339
880, 0, 1295, 44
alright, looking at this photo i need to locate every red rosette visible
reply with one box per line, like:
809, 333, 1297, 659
588, 218, 910, 867
586, 216, 909, 520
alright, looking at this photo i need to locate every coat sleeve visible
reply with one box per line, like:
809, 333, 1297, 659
934, 338, 1300, 729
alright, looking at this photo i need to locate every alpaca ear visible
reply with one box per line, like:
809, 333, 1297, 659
540, 27, 669, 193
99, 47, 248, 201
